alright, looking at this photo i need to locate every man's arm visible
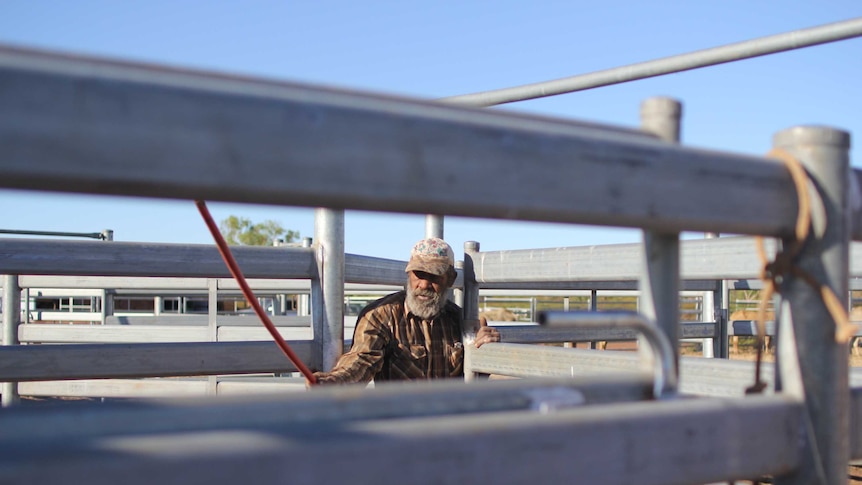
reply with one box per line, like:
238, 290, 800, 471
312, 311, 390, 385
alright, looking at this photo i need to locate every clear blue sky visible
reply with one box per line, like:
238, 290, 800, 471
1, 1, 860, 261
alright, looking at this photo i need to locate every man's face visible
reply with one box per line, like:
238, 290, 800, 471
405, 270, 449, 319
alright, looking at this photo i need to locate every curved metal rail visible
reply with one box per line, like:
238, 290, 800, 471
538, 310, 678, 399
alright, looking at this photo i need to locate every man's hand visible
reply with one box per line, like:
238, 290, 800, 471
475, 315, 501, 348
306, 371, 336, 389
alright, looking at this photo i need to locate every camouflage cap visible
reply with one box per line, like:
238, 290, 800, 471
404, 237, 455, 276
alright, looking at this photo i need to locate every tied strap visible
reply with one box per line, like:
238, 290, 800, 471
746, 148, 857, 395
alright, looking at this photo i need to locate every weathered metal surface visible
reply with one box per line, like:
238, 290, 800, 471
0, 44, 806, 237
0, 340, 315, 381
0, 388, 802, 485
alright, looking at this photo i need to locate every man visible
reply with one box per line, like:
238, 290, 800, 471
313, 237, 500, 385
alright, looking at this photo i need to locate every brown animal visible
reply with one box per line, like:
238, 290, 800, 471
850, 307, 862, 355
729, 309, 774, 321
479, 308, 517, 322
729, 309, 775, 353
730, 308, 862, 356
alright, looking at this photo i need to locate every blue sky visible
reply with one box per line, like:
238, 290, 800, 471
0, 1, 861, 261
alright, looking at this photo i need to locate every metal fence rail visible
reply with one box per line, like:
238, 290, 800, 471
442, 17, 862, 107
0, 44, 831, 239
0, 382, 805, 485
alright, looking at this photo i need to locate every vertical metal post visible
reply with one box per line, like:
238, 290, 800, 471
207, 279, 218, 341
313, 208, 345, 372
298, 237, 312, 317
530, 297, 537, 323
425, 215, 444, 239
590, 289, 599, 349
773, 126, 850, 485
462, 241, 481, 381
206, 278, 219, 395
99, 289, 108, 325
277, 294, 286, 315
563, 296, 574, 348
715, 280, 729, 358
453, 260, 464, 307
22, 288, 29, 324
105, 289, 115, 322
639, 97, 682, 371
2, 274, 20, 406
701, 233, 718, 358
701, 287, 715, 358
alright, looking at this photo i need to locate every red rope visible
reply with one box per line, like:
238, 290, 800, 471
195, 200, 317, 385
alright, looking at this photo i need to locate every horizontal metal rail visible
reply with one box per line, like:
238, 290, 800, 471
15, 322, 358, 344
468, 343, 862, 398
497, 321, 716, 342
0, 228, 108, 239
5, 326, 862, 400
473, 236, 862, 285
102, 315, 313, 326
441, 17, 862, 107
538, 311, 676, 399
0, 238, 408, 284
26, 378, 862, 461
0, 239, 317, 278
19, 378, 215, 399
6, 272, 837, 294
5, 236, 862, 285
0, 387, 803, 485
14, 275, 400, 293
13, 319, 713, 345
0, 44, 822, 238
0, 377, 654, 443
0, 340, 316, 381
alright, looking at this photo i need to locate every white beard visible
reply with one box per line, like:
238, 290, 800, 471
405, 282, 447, 319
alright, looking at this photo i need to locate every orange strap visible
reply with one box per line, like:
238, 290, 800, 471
747, 149, 856, 394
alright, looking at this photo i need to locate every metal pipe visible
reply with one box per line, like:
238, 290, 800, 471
639, 97, 682, 373
424, 215, 444, 239
538, 310, 678, 399
0, 228, 107, 240
2, 274, 20, 406
0, 45, 810, 239
442, 17, 862, 107
298, 237, 312, 317
207, 279, 218, 342
462, 241, 481, 381
452, 260, 464, 307
313, 208, 345, 372
772, 126, 851, 485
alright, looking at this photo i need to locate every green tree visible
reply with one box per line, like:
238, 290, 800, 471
219, 215, 299, 246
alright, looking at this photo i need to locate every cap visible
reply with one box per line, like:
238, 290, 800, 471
404, 237, 455, 276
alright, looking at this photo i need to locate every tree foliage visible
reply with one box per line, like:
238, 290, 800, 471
219, 215, 299, 246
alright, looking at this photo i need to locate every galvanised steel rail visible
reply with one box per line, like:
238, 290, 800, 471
0, 228, 111, 240
538, 311, 678, 399
5, 235, 862, 284
0, 44, 830, 239
441, 17, 862, 107
0, 379, 805, 485
0, 238, 406, 284
471, 236, 862, 286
